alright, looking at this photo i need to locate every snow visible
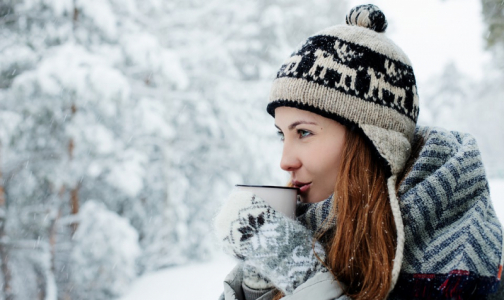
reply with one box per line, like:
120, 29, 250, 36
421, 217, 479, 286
44, 0, 73, 16
0, 110, 22, 142
491, 179, 504, 223
121, 32, 189, 88
119, 255, 237, 300
136, 97, 175, 139
88, 65, 131, 103
68, 120, 116, 155
77, 0, 118, 38
72, 201, 141, 300
106, 150, 148, 197
0, 44, 37, 73
12, 43, 117, 98
119, 179, 504, 300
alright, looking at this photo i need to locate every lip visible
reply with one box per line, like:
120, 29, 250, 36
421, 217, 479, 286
292, 181, 312, 193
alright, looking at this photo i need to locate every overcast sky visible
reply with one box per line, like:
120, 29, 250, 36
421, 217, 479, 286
348, 0, 489, 85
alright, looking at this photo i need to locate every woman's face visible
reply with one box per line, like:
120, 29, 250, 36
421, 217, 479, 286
275, 107, 346, 203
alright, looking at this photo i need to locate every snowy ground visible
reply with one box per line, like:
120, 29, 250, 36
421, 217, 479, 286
120, 179, 504, 300
119, 254, 236, 300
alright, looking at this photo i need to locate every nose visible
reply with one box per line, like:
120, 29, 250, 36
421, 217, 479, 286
280, 142, 301, 171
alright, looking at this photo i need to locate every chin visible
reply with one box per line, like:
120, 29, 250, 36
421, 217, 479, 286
300, 195, 310, 203
302, 195, 318, 203
305, 193, 330, 203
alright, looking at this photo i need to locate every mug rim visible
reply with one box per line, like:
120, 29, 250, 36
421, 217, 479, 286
236, 184, 298, 190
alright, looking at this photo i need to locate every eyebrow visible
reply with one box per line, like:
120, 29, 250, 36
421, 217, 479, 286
275, 121, 318, 130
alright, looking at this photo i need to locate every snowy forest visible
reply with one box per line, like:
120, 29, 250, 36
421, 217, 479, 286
0, 0, 503, 299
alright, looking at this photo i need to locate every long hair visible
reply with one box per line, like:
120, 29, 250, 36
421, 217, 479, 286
325, 127, 397, 299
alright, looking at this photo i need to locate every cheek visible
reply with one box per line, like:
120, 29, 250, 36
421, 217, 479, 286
320, 154, 340, 182
305, 144, 341, 178
316, 142, 344, 181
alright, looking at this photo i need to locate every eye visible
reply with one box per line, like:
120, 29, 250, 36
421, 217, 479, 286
297, 129, 312, 138
277, 131, 285, 141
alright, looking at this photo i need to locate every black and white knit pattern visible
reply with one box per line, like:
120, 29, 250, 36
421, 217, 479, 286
346, 4, 388, 32
268, 33, 418, 122
214, 191, 327, 294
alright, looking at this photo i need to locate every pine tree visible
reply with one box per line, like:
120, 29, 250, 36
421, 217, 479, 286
140, 0, 348, 269
0, 0, 182, 298
70, 201, 139, 300
482, 0, 504, 59
1, 0, 350, 298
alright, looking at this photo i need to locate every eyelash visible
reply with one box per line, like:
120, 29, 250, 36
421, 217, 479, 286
298, 129, 311, 138
277, 131, 285, 141
277, 129, 312, 141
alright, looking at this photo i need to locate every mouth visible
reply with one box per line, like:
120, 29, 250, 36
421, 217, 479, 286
292, 181, 312, 193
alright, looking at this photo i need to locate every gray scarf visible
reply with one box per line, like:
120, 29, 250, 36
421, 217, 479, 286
296, 195, 334, 234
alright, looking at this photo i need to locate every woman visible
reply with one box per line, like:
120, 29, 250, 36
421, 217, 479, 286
214, 5, 503, 300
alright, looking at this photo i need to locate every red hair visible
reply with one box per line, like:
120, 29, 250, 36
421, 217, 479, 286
325, 127, 396, 299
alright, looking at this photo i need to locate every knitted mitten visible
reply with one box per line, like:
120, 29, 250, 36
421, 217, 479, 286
242, 264, 274, 290
214, 190, 327, 294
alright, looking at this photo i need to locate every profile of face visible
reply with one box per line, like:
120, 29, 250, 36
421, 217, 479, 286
275, 107, 346, 203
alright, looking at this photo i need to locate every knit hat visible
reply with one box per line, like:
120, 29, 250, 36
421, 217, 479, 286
266, 4, 419, 291
267, 4, 419, 176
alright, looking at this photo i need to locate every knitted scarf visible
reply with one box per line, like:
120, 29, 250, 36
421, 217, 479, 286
293, 126, 503, 299
296, 195, 334, 233
391, 127, 503, 299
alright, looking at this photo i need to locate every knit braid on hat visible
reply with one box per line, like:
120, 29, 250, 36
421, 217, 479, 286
266, 4, 417, 293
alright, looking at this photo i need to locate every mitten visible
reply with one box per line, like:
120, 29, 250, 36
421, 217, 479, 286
242, 263, 274, 290
214, 190, 328, 294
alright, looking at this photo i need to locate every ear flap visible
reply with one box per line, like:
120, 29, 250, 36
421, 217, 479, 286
359, 124, 412, 175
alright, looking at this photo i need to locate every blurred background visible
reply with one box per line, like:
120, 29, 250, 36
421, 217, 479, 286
0, 0, 502, 299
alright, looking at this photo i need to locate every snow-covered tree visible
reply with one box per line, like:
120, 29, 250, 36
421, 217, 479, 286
1, 0, 181, 298
420, 62, 504, 177
419, 63, 474, 129
141, 0, 349, 270
482, 0, 504, 67
70, 201, 140, 300
1, 0, 350, 298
